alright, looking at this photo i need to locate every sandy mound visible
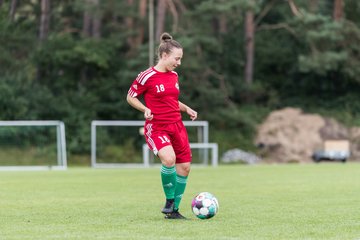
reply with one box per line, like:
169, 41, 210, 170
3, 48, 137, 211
255, 107, 359, 163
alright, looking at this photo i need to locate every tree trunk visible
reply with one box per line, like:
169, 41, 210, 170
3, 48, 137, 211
39, 0, 50, 42
92, 17, 101, 39
91, 0, 101, 39
167, 0, 179, 33
244, 10, 255, 85
287, 0, 302, 17
9, 0, 17, 21
149, 0, 155, 66
308, 0, 319, 12
126, 0, 135, 48
0, 0, 3, 8
136, 0, 147, 46
333, 0, 343, 21
125, 0, 146, 54
219, 15, 227, 34
156, 0, 167, 41
82, 0, 92, 37
82, 0, 101, 39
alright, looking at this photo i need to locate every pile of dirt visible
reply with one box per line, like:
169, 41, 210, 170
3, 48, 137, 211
350, 127, 360, 158
255, 107, 360, 163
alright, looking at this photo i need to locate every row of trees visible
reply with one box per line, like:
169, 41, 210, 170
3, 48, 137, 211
1, 0, 359, 161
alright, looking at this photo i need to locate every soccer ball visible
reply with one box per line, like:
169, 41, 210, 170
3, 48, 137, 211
191, 192, 219, 219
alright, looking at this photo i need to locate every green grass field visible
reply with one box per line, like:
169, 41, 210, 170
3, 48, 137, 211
1, 163, 360, 240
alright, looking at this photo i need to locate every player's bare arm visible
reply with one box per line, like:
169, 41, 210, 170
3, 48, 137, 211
126, 95, 153, 120
179, 101, 197, 121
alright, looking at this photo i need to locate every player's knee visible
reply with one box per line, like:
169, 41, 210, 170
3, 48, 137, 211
185, 164, 191, 173
161, 155, 176, 167
180, 163, 191, 175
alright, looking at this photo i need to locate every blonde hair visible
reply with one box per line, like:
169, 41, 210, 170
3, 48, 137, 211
157, 32, 182, 59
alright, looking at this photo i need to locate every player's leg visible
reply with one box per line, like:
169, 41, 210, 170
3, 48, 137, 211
164, 160, 190, 219
174, 162, 190, 210
176, 162, 191, 176
172, 121, 192, 213
144, 123, 177, 214
157, 145, 177, 214
159, 121, 191, 220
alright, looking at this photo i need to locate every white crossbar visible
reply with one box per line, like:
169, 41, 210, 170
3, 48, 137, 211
143, 142, 218, 167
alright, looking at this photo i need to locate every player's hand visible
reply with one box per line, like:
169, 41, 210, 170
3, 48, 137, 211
144, 107, 153, 120
187, 107, 197, 121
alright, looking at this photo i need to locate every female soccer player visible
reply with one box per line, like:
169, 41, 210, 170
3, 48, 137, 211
127, 32, 197, 219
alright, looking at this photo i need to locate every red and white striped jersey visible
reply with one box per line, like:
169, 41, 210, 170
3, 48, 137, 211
128, 67, 181, 123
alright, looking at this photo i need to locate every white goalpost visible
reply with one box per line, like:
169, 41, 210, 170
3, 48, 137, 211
0, 121, 67, 170
91, 120, 218, 168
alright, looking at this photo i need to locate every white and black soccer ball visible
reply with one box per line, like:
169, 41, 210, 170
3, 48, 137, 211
191, 192, 219, 219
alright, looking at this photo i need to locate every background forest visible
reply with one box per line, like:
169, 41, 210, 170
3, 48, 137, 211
1, 0, 360, 164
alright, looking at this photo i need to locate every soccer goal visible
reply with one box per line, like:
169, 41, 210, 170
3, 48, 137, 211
0, 121, 67, 170
91, 120, 218, 168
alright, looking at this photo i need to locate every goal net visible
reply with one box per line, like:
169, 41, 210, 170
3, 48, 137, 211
91, 120, 217, 168
0, 121, 67, 170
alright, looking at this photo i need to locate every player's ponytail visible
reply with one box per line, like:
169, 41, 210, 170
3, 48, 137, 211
157, 32, 182, 59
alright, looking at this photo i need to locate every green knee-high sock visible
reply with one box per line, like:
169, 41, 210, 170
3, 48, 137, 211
174, 174, 188, 211
160, 165, 177, 200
